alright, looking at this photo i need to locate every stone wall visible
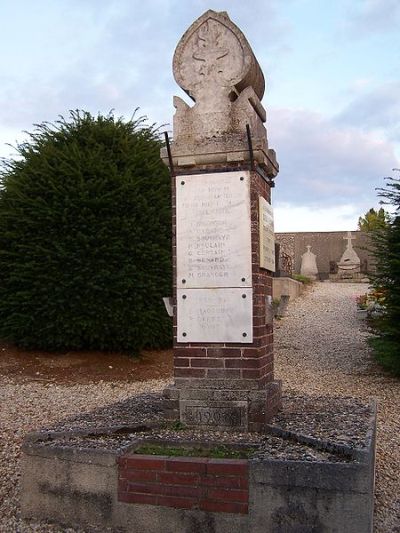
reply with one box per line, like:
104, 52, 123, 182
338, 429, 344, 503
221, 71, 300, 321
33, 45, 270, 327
275, 231, 373, 278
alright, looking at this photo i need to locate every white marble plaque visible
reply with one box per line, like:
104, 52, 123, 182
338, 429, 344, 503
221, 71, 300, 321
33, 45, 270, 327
177, 288, 253, 343
176, 172, 252, 289
259, 197, 275, 272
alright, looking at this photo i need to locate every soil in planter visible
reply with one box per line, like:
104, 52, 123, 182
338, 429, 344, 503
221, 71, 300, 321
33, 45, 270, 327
133, 443, 254, 459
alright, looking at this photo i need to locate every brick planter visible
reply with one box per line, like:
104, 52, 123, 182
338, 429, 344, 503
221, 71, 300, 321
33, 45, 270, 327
21, 405, 376, 533
118, 455, 248, 514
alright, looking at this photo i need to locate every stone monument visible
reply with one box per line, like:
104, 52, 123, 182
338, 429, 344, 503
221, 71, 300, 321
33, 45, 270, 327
300, 245, 318, 280
337, 231, 361, 277
161, 10, 281, 431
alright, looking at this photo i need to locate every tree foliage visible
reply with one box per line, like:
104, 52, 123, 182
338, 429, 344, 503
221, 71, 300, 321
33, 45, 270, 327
368, 175, 400, 375
0, 110, 172, 352
358, 207, 389, 233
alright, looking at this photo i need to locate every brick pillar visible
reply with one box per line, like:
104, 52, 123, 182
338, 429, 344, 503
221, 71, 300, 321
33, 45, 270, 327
164, 166, 282, 432
161, 8, 282, 433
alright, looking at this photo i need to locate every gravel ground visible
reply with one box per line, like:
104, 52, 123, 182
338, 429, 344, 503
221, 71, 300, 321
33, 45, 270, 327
275, 282, 400, 533
0, 281, 399, 532
29, 392, 372, 463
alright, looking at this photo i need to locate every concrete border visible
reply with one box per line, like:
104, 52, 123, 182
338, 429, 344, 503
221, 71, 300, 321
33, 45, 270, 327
21, 402, 376, 533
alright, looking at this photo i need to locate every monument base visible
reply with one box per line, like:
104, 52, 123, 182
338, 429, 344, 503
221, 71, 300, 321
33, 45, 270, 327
20, 393, 376, 533
163, 381, 282, 432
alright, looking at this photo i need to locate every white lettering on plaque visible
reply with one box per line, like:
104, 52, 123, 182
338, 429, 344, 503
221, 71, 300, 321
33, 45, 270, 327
176, 172, 252, 288
259, 197, 275, 272
177, 288, 253, 343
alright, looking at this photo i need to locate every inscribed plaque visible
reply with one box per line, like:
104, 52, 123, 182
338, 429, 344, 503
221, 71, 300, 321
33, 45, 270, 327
176, 172, 252, 288
259, 197, 275, 272
177, 288, 253, 343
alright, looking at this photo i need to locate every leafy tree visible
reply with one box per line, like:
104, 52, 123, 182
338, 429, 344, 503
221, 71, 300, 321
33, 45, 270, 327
368, 174, 400, 375
358, 207, 389, 232
0, 110, 172, 352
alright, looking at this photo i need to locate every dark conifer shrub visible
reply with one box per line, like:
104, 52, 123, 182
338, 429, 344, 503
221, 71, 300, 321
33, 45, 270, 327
368, 175, 400, 375
0, 111, 172, 352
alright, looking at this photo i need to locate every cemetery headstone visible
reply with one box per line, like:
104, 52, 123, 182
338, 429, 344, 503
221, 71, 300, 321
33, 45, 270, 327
337, 231, 361, 277
300, 245, 318, 279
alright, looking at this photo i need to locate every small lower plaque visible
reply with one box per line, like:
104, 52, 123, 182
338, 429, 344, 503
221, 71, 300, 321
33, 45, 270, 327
177, 288, 253, 343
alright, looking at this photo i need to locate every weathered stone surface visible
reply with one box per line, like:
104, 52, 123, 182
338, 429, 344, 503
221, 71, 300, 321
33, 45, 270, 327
338, 231, 361, 274
176, 171, 252, 289
161, 10, 278, 175
300, 244, 318, 279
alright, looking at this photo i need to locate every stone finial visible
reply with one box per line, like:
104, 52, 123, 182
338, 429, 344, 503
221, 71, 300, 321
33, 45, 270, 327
162, 10, 278, 177
173, 10, 265, 105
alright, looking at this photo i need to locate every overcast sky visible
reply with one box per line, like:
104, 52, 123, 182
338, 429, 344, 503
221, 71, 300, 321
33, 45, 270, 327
0, 0, 399, 231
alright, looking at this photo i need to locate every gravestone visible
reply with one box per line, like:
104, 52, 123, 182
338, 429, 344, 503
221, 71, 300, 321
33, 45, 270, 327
300, 245, 318, 279
337, 231, 361, 278
161, 10, 281, 431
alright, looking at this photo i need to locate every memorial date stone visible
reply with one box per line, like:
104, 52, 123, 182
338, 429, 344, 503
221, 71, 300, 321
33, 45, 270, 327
182, 405, 244, 428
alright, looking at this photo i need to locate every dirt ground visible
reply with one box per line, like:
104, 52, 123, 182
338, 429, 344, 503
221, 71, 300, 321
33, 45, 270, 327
0, 342, 174, 384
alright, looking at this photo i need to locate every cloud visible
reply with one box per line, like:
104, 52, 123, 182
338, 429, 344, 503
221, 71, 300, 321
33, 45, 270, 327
346, 0, 400, 33
268, 107, 399, 208
335, 82, 400, 142
274, 202, 361, 232
0, 0, 292, 155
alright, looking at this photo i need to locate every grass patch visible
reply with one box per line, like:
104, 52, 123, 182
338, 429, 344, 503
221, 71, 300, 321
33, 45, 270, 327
133, 443, 254, 459
368, 335, 400, 377
292, 274, 312, 284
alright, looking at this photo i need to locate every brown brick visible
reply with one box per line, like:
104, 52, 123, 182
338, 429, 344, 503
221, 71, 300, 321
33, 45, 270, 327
124, 469, 157, 482
157, 472, 200, 486
163, 484, 202, 498
206, 348, 242, 358
126, 482, 164, 495
158, 495, 197, 509
241, 347, 264, 358
123, 456, 166, 470
174, 358, 189, 367
166, 457, 207, 474
242, 369, 263, 379
225, 358, 261, 369
207, 460, 248, 476
191, 358, 224, 368
174, 348, 207, 358
199, 500, 248, 514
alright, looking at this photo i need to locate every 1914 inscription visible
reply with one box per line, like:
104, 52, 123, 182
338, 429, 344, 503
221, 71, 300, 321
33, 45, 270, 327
182, 405, 243, 428
176, 172, 252, 288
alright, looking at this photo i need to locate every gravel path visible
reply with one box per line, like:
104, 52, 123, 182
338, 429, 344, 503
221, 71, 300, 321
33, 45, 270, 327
0, 281, 399, 532
275, 282, 400, 533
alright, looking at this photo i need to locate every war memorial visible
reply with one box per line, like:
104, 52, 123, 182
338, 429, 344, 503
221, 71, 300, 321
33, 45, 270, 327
20, 11, 376, 532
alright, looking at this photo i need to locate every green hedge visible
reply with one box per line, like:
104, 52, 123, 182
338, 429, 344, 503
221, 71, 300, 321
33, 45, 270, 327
0, 111, 172, 352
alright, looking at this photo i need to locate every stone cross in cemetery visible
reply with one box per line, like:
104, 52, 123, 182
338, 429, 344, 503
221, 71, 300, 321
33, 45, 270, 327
161, 10, 281, 431
337, 230, 361, 274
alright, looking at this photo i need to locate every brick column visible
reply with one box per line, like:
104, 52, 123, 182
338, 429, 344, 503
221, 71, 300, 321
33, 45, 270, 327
164, 167, 282, 432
